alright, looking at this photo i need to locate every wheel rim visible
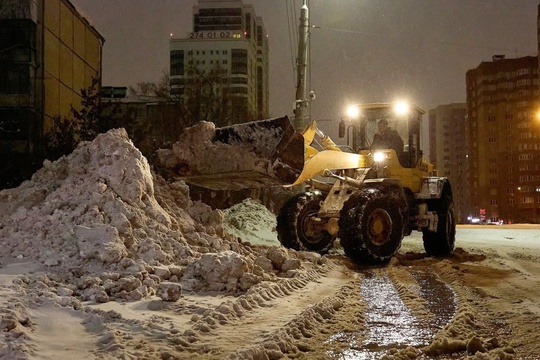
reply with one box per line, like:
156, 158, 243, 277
300, 209, 324, 244
367, 208, 392, 245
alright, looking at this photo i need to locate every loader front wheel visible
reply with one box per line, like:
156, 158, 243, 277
338, 189, 404, 264
422, 189, 456, 257
277, 192, 335, 253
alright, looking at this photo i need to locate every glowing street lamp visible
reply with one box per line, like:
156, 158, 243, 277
393, 100, 410, 117
346, 104, 360, 119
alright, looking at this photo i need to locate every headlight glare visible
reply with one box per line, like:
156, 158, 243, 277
373, 152, 385, 162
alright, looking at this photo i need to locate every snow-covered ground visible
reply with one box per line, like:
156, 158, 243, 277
0, 129, 539, 359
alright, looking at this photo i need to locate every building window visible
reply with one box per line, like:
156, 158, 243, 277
170, 50, 184, 76
230, 87, 248, 95
519, 175, 534, 182
231, 48, 248, 74
231, 77, 248, 84
0, 108, 32, 141
0, 64, 30, 94
519, 154, 533, 161
245, 13, 251, 39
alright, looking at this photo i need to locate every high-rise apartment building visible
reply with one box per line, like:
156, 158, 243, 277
428, 103, 468, 223
466, 55, 540, 224
169, 0, 269, 125
0, 0, 104, 188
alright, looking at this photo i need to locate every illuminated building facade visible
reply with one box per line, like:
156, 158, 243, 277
428, 103, 469, 223
466, 55, 540, 224
0, 0, 103, 187
169, 0, 269, 125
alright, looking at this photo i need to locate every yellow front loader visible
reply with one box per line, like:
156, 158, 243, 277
180, 103, 455, 264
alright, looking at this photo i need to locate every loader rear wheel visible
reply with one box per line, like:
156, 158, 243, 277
276, 192, 335, 253
338, 188, 404, 264
422, 189, 456, 257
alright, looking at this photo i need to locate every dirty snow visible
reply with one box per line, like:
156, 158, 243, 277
223, 198, 278, 246
0, 127, 538, 359
154, 118, 301, 190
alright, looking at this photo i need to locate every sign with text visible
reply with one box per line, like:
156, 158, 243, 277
189, 31, 243, 40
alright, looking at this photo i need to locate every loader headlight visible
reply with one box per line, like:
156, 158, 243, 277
373, 152, 386, 162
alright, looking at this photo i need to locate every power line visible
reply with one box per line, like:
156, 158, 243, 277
286, 0, 298, 85
310, 25, 534, 55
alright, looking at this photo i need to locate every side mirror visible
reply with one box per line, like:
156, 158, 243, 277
338, 120, 346, 138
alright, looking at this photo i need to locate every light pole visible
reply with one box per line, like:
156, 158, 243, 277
293, 0, 310, 131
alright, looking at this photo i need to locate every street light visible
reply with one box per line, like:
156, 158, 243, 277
393, 100, 410, 117
346, 104, 360, 119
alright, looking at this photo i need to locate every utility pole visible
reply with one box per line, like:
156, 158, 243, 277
293, 0, 309, 131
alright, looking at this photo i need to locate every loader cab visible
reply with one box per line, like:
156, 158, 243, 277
339, 102, 425, 168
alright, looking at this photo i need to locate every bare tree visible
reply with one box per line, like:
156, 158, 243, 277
126, 66, 239, 154
181, 64, 238, 127
0, 0, 33, 19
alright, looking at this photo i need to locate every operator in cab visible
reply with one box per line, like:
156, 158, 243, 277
371, 118, 404, 156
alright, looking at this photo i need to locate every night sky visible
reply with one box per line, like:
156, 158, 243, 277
70, 0, 539, 128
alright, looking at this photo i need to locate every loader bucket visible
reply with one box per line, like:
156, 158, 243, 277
180, 116, 305, 190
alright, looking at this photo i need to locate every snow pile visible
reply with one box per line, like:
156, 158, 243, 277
0, 129, 316, 302
155, 121, 267, 178
154, 118, 300, 191
223, 198, 278, 245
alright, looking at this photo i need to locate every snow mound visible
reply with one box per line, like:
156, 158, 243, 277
155, 121, 264, 176
0, 129, 318, 302
0, 129, 176, 267
223, 198, 278, 246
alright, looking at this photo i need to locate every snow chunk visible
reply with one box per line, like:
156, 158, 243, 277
75, 225, 127, 264
157, 282, 182, 302
182, 251, 251, 292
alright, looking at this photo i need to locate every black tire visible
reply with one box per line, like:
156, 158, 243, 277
422, 187, 456, 257
338, 188, 404, 264
276, 192, 335, 253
